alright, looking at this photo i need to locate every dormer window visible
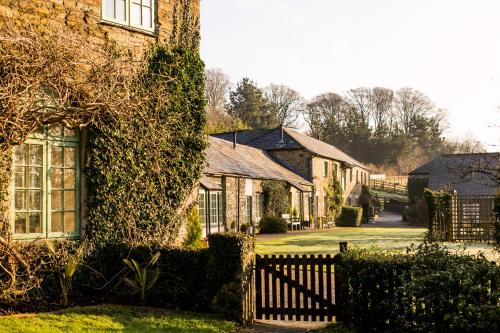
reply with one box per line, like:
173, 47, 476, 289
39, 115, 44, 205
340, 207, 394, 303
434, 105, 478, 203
102, 0, 155, 33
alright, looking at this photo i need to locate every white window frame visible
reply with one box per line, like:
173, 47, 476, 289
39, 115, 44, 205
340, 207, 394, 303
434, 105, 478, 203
101, 0, 156, 33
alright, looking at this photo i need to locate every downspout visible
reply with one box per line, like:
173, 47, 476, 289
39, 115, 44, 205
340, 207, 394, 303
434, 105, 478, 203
237, 176, 241, 230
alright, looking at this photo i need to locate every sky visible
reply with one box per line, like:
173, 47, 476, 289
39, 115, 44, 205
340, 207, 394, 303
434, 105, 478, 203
200, 0, 500, 151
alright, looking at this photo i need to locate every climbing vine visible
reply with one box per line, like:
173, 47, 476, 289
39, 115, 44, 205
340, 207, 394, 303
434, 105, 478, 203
325, 174, 343, 221
85, 44, 207, 247
262, 180, 290, 217
424, 189, 452, 241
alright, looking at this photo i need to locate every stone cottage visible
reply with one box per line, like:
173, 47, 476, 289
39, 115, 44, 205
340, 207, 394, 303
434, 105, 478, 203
200, 136, 313, 237
213, 127, 371, 226
0, 0, 201, 241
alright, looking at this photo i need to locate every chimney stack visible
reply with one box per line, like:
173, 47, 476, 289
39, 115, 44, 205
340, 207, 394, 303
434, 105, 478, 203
233, 131, 237, 149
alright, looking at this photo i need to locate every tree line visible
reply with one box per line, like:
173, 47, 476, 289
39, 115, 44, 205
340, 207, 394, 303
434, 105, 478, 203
204, 68, 485, 175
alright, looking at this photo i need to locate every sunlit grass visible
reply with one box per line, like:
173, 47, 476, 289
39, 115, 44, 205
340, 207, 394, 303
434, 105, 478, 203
256, 226, 497, 260
0, 305, 238, 333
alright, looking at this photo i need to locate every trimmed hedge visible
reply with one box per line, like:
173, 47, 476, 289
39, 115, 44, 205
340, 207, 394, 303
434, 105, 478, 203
336, 243, 500, 332
1, 234, 254, 323
336, 207, 362, 227
258, 216, 288, 234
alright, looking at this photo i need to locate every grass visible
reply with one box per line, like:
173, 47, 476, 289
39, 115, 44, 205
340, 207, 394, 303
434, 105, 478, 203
0, 305, 238, 333
372, 189, 408, 202
256, 226, 497, 260
256, 226, 427, 256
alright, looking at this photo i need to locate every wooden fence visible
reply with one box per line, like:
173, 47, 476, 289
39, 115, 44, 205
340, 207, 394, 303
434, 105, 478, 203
370, 179, 408, 196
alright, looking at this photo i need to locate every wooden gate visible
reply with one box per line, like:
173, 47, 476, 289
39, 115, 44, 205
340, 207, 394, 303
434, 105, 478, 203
255, 254, 337, 321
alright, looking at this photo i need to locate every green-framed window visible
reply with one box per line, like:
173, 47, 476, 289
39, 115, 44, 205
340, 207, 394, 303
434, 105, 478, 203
12, 124, 80, 240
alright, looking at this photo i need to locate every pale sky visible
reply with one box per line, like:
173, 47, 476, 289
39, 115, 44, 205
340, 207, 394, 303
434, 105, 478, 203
200, 0, 500, 151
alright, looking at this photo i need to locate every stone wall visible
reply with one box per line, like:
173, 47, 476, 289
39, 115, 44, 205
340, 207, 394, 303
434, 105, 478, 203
0, 0, 200, 58
269, 149, 313, 180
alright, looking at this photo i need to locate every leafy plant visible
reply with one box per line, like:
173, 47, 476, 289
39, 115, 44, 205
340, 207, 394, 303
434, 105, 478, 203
122, 252, 161, 303
183, 206, 202, 248
336, 207, 363, 227
258, 216, 287, 234
262, 180, 290, 217
46, 241, 86, 306
291, 206, 298, 218
325, 174, 343, 221
239, 223, 249, 233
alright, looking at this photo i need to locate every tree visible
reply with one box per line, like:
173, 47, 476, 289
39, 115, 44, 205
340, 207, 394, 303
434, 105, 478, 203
347, 87, 373, 126
445, 135, 486, 154
205, 68, 231, 116
264, 84, 304, 128
394, 88, 436, 136
304, 92, 348, 142
371, 87, 394, 132
227, 78, 272, 129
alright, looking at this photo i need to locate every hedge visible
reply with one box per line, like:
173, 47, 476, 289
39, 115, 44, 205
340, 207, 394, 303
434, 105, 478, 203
336, 207, 362, 227
258, 216, 288, 234
1, 234, 254, 323
335, 243, 500, 332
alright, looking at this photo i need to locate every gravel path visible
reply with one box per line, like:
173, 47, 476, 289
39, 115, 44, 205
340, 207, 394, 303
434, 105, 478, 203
234, 320, 328, 333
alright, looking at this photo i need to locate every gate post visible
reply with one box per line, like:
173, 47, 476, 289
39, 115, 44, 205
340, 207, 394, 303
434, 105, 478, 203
334, 242, 348, 323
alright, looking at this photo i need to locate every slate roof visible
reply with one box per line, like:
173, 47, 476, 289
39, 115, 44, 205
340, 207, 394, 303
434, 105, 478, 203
212, 127, 369, 170
205, 136, 313, 192
409, 153, 500, 195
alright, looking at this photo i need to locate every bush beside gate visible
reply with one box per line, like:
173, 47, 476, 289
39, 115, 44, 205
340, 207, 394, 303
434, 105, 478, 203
334, 243, 500, 332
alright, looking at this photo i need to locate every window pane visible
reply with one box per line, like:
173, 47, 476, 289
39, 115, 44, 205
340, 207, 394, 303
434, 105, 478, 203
52, 212, 63, 232
104, 0, 114, 18
49, 123, 63, 137
52, 168, 63, 189
116, 0, 127, 21
142, 0, 151, 6
131, 3, 141, 26
51, 190, 62, 210
29, 145, 43, 166
29, 213, 42, 233
64, 169, 76, 189
14, 145, 27, 165
64, 191, 76, 211
29, 167, 42, 188
64, 212, 76, 233
15, 191, 26, 210
142, 7, 152, 28
29, 190, 42, 211
15, 167, 26, 188
64, 148, 76, 168
15, 213, 26, 234
52, 147, 63, 167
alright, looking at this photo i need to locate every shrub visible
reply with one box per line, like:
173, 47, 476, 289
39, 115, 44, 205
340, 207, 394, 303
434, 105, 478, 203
262, 180, 290, 217
325, 175, 343, 221
183, 207, 203, 248
258, 216, 288, 234
239, 223, 249, 233
336, 207, 363, 227
336, 243, 500, 332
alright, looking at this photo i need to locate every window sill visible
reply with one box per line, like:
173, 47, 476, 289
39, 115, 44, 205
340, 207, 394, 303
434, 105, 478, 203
99, 20, 159, 38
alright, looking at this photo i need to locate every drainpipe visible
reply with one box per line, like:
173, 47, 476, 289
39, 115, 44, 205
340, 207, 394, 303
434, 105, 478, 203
233, 132, 237, 149
237, 177, 241, 230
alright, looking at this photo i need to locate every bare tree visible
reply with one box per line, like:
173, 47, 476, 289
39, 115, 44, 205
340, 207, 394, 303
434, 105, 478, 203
394, 87, 435, 136
445, 135, 487, 154
346, 87, 373, 125
304, 92, 349, 138
264, 84, 304, 128
204, 68, 231, 115
371, 87, 394, 132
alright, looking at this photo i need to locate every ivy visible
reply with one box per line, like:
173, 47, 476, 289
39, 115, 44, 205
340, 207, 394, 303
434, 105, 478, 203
325, 174, 343, 221
85, 45, 207, 247
424, 189, 452, 241
262, 180, 290, 218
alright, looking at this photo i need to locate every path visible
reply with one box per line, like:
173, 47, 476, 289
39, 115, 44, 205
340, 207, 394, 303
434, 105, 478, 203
368, 210, 406, 228
234, 320, 328, 333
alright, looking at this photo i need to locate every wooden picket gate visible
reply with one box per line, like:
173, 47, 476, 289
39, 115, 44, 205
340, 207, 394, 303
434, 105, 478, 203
255, 253, 338, 322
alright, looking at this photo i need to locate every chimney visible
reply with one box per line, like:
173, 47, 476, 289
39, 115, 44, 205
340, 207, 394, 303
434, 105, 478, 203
233, 131, 237, 149
278, 124, 285, 145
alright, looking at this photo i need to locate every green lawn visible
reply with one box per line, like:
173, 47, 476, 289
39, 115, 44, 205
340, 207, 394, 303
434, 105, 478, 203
256, 226, 427, 256
0, 305, 238, 333
256, 226, 498, 260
